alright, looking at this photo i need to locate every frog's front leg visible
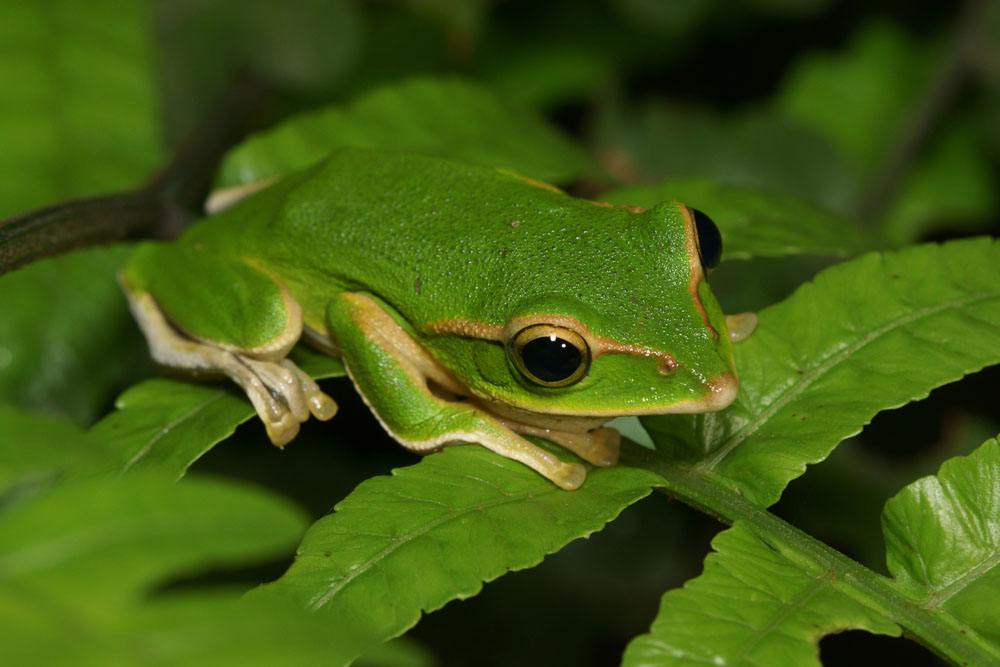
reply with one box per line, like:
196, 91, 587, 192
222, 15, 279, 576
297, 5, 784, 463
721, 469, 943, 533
327, 292, 587, 490
120, 243, 337, 445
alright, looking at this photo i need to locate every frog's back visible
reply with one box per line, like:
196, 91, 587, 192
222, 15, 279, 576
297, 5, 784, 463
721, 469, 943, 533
183, 148, 657, 331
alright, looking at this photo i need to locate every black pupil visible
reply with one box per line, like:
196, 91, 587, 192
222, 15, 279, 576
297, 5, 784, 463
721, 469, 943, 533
521, 335, 582, 383
691, 208, 723, 269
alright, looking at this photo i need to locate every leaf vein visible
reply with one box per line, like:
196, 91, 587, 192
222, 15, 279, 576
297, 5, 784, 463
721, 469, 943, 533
698, 291, 1000, 473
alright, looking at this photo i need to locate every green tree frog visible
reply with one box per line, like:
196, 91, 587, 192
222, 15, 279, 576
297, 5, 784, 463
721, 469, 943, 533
120, 148, 753, 490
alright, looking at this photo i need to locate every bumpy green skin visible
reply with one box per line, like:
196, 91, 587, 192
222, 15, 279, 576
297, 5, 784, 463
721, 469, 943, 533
124, 148, 734, 416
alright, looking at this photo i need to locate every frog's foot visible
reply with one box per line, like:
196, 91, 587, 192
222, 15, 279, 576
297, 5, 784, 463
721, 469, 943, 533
725, 312, 758, 343
238, 358, 338, 446
124, 286, 337, 447
502, 421, 621, 467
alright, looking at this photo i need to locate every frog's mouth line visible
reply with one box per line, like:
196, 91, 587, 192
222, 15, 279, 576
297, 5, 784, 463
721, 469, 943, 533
464, 372, 739, 434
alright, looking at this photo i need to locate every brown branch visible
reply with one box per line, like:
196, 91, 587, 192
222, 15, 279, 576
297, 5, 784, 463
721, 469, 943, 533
0, 191, 161, 273
0, 72, 272, 275
857, 0, 989, 224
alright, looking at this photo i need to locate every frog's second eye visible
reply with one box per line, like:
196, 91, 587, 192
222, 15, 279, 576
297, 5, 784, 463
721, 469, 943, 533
509, 325, 590, 388
691, 207, 723, 270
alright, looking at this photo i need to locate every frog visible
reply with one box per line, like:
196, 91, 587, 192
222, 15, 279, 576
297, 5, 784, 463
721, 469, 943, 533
120, 147, 754, 490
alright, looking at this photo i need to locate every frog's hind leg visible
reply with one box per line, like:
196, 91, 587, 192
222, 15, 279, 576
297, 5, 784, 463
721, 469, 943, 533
121, 243, 337, 445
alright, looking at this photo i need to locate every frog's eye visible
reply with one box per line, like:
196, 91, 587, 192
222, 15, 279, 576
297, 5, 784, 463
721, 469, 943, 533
509, 324, 590, 388
691, 207, 722, 270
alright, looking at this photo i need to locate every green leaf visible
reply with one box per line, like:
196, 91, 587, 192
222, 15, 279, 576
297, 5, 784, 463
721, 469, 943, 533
644, 238, 1000, 507
89, 345, 344, 478
0, 473, 358, 665
881, 118, 998, 244
356, 637, 438, 667
0, 247, 150, 425
621, 523, 900, 667
261, 445, 661, 660
777, 21, 996, 240
594, 101, 860, 212
157, 0, 362, 137
602, 179, 872, 260
0, 404, 95, 503
0, 474, 304, 603
625, 438, 1000, 666
86, 592, 358, 666
217, 77, 595, 188
778, 21, 933, 172
0, 0, 162, 217
883, 438, 1000, 643
482, 41, 614, 110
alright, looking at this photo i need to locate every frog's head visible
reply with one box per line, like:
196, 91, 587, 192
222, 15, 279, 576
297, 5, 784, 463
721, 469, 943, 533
426, 200, 745, 431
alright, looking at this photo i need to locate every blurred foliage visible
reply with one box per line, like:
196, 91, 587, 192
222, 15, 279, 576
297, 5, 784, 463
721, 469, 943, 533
0, 247, 149, 425
0, 0, 162, 218
1, 0, 998, 666
0, 472, 366, 666
778, 21, 996, 243
217, 77, 595, 187
594, 101, 862, 211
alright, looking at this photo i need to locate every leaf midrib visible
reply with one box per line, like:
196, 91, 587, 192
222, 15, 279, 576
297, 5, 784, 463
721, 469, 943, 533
698, 290, 1000, 473
727, 568, 832, 663
631, 447, 1000, 666
306, 483, 559, 610
119, 391, 228, 473
923, 547, 1000, 609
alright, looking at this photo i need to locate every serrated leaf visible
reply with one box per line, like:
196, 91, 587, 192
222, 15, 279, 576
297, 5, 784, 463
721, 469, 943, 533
0, 473, 357, 666
89, 346, 344, 478
625, 438, 1000, 666
644, 238, 1000, 507
883, 438, 1000, 643
260, 445, 661, 660
0, 0, 161, 217
217, 77, 595, 188
602, 179, 872, 260
622, 523, 900, 667
0, 247, 150, 425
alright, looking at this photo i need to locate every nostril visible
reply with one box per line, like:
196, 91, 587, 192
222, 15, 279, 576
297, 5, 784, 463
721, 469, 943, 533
657, 355, 679, 374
